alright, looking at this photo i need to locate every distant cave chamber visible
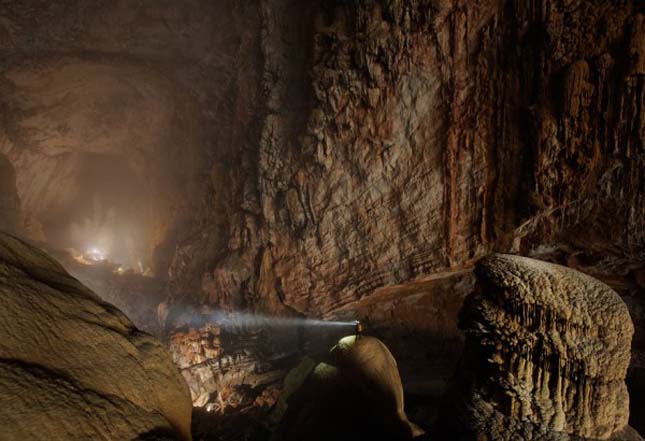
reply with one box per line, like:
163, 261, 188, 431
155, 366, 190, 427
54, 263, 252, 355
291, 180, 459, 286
0, 58, 207, 275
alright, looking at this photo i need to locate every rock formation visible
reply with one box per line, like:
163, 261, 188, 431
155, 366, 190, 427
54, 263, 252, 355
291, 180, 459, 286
202, 0, 644, 319
331, 268, 475, 399
0, 232, 192, 440
448, 254, 638, 441
188, 1, 644, 421
274, 335, 422, 441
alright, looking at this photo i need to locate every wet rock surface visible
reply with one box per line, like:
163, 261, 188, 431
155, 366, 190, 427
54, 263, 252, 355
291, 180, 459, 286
0, 232, 193, 441
442, 254, 638, 441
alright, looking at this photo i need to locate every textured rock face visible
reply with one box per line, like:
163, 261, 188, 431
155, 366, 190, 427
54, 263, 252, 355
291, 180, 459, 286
0, 232, 192, 440
453, 254, 635, 440
204, 0, 644, 320
1, 0, 642, 316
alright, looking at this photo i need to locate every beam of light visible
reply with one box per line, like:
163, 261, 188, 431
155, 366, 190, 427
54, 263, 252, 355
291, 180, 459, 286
171, 307, 358, 331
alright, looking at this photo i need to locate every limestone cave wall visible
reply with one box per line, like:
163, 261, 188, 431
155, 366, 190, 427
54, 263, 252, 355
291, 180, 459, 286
186, 0, 644, 320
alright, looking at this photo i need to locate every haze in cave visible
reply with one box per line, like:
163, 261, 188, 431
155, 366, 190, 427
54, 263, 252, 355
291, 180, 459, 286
0, 1, 643, 440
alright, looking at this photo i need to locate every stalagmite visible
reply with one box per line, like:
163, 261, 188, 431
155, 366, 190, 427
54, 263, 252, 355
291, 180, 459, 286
449, 254, 640, 441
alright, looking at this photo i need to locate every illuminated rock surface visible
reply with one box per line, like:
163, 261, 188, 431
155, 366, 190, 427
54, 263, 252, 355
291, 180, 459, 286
169, 320, 290, 411
274, 335, 422, 441
445, 254, 640, 441
0, 232, 192, 441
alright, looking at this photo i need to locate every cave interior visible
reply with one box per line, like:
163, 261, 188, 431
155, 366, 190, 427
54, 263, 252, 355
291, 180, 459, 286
0, 1, 643, 441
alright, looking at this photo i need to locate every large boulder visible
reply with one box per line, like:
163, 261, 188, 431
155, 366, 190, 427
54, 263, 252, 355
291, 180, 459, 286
0, 232, 193, 440
446, 254, 639, 440
274, 335, 422, 441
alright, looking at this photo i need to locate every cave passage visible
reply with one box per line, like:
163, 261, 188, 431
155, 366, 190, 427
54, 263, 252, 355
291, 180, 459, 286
0, 59, 206, 277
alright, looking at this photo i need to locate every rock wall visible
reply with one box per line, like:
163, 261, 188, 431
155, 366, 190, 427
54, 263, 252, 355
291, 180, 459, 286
450, 254, 637, 440
201, 0, 643, 320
